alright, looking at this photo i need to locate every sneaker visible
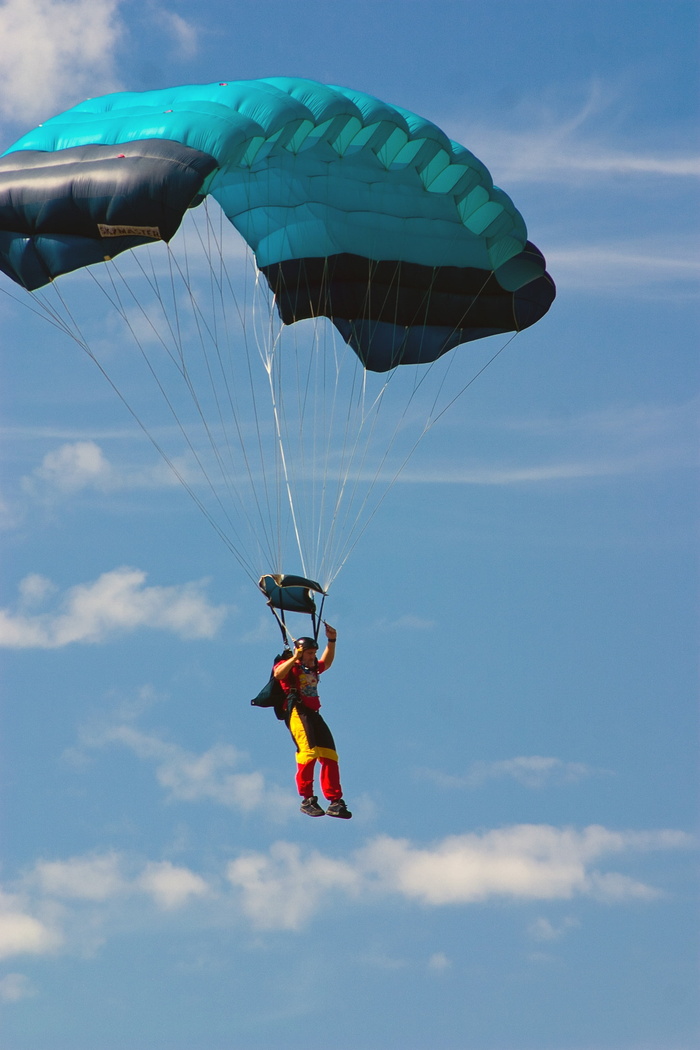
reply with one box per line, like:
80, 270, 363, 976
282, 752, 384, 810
326, 798, 352, 819
300, 796, 325, 817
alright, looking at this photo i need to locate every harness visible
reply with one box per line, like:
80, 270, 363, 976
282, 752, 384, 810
251, 574, 326, 721
250, 652, 297, 721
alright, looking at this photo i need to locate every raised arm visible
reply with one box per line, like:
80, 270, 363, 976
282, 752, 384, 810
273, 649, 299, 680
320, 622, 337, 669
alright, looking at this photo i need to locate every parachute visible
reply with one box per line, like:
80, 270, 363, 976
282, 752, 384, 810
0, 78, 555, 609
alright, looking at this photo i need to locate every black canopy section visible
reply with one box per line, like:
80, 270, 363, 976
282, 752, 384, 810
0, 140, 217, 289
260, 249, 556, 370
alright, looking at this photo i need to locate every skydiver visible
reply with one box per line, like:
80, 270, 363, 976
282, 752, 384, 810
273, 623, 352, 819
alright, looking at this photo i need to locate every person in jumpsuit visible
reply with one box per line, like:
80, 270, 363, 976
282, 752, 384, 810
273, 624, 352, 818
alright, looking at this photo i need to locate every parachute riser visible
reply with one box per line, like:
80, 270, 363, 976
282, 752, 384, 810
268, 603, 294, 648
267, 595, 325, 648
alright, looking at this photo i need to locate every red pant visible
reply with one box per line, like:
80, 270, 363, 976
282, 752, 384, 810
296, 756, 342, 802
288, 705, 343, 801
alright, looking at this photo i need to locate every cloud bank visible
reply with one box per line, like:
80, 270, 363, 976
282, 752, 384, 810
0, 825, 690, 958
0, 567, 226, 647
0, 852, 210, 960
228, 825, 691, 930
31, 852, 209, 912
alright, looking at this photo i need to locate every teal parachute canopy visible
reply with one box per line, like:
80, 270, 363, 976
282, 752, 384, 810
0, 78, 554, 371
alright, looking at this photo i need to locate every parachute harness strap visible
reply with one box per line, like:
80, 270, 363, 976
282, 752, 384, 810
266, 597, 324, 649
314, 592, 326, 646
268, 603, 293, 647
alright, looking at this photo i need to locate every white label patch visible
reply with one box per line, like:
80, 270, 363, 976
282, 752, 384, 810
98, 223, 162, 240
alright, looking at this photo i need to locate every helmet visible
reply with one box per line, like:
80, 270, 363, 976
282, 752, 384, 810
295, 636, 318, 650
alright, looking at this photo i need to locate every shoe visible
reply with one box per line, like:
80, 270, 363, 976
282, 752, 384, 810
300, 796, 325, 817
326, 798, 352, 819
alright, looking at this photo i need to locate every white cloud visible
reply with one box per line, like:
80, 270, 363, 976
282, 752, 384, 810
0, 0, 125, 125
361, 828, 581, 905
83, 722, 295, 816
401, 461, 636, 484
27, 441, 114, 494
0, 567, 227, 648
0, 911, 59, 959
17, 572, 57, 607
528, 915, 580, 942
0, 852, 212, 959
546, 238, 700, 293
0, 489, 22, 530
358, 826, 689, 907
485, 128, 699, 184
33, 852, 126, 901
0, 1, 201, 128
227, 824, 693, 929
400, 399, 698, 486
0, 824, 691, 958
226, 842, 361, 931
0, 972, 36, 1002
137, 862, 209, 910
0, 891, 62, 959
154, 8, 199, 59
22, 441, 191, 499
31, 851, 211, 911
466, 757, 607, 789
418, 756, 609, 791
448, 84, 700, 186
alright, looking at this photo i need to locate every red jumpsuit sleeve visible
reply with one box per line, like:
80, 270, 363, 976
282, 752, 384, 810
274, 661, 297, 695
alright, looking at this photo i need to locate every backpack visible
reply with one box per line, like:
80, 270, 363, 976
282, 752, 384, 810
250, 654, 295, 721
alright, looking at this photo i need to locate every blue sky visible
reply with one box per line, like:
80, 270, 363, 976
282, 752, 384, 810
0, 2, 698, 1049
